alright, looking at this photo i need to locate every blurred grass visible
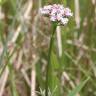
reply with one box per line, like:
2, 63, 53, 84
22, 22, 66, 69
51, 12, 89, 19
0, 0, 96, 96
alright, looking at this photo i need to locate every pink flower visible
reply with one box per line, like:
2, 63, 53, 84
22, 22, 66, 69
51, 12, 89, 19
40, 4, 73, 25
60, 18, 69, 25
50, 16, 57, 21
57, 13, 62, 21
40, 5, 52, 15
64, 8, 73, 17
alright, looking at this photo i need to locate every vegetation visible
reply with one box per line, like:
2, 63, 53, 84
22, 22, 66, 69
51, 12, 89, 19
0, 0, 96, 96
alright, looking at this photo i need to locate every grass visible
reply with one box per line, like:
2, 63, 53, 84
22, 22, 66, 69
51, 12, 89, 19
0, 0, 96, 96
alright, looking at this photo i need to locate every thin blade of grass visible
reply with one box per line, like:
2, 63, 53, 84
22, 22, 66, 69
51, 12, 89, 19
68, 77, 90, 96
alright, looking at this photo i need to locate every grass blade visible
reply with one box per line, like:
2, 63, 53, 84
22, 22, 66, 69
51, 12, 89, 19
68, 77, 90, 96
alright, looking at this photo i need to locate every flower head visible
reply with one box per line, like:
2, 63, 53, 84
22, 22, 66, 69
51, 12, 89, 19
40, 5, 52, 15
40, 4, 73, 25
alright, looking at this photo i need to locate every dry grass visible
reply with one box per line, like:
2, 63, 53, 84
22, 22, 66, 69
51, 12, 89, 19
0, 0, 96, 96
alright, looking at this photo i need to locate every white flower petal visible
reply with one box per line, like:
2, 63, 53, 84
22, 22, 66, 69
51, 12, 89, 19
50, 16, 57, 21
60, 18, 69, 25
64, 8, 73, 17
40, 4, 73, 24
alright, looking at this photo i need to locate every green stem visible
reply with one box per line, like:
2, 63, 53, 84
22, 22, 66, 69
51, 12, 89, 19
45, 24, 57, 96
6, 51, 18, 96
8, 63, 18, 96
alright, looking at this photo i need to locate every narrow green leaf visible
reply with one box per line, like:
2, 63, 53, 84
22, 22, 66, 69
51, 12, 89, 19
68, 77, 90, 96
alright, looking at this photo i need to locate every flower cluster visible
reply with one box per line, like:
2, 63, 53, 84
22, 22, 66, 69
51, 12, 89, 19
40, 4, 73, 25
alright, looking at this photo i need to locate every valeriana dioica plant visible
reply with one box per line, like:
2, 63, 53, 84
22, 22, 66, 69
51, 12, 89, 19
40, 4, 73, 25
40, 4, 73, 96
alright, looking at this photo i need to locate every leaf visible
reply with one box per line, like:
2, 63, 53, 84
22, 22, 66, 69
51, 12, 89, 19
51, 52, 59, 69
68, 77, 90, 96
47, 51, 61, 96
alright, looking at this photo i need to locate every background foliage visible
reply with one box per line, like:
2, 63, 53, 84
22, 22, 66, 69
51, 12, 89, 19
0, 0, 96, 96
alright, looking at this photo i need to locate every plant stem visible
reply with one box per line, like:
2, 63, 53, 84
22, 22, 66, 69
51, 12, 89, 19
45, 24, 57, 96
8, 63, 18, 96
